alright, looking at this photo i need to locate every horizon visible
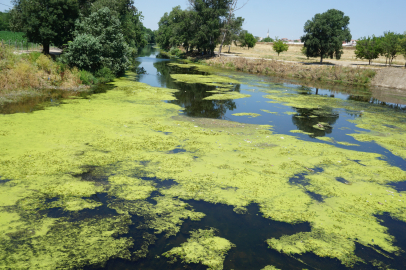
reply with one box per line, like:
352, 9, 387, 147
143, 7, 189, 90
1, 0, 405, 40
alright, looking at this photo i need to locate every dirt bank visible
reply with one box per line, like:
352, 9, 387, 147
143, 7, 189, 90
371, 68, 406, 90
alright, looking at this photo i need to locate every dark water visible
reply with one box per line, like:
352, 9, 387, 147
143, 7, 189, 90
4, 45, 406, 269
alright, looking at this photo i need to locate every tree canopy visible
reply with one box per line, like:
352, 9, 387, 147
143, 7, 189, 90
261, 37, 274, 42
301, 9, 351, 63
272, 38, 289, 56
12, 0, 80, 54
65, 7, 130, 74
0, 11, 10, 31
354, 36, 381, 65
244, 32, 256, 50
157, 0, 236, 55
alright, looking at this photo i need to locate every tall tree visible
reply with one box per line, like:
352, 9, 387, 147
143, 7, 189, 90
11, 0, 79, 54
399, 34, 406, 67
244, 32, 256, 49
218, 0, 248, 55
188, 0, 231, 55
221, 15, 244, 53
354, 36, 381, 65
301, 9, 351, 63
380, 31, 400, 66
0, 11, 10, 31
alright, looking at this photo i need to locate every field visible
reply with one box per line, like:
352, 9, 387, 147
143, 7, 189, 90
0, 31, 26, 42
217, 42, 406, 67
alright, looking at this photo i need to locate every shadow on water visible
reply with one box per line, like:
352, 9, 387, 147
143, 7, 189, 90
0, 83, 116, 115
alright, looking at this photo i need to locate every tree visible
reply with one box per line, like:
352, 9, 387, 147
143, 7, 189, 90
0, 11, 10, 31
261, 37, 273, 42
221, 15, 244, 53
11, 0, 79, 54
218, 0, 249, 55
244, 32, 256, 49
354, 36, 382, 65
399, 35, 406, 67
65, 7, 130, 74
272, 38, 289, 56
301, 9, 351, 63
380, 31, 400, 66
237, 30, 248, 47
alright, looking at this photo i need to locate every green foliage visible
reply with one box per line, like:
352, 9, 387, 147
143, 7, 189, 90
261, 37, 274, 42
399, 35, 406, 67
65, 7, 130, 75
169, 47, 182, 57
79, 70, 98, 85
95, 67, 115, 83
244, 33, 257, 50
13, 0, 79, 54
301, 9, 351, 63
0, 11, 10, 31
157, 0, 232, 54
354, 36, 381, 65
0, 31, 25, 42
380, 31, 401, 66
272, 39, 289, 56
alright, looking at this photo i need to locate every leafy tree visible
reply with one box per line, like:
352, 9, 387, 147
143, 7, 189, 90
65, 7, 130, 74
301, 9, 351, 63
221, 15, 244, 53
399, 35, 406, 67
272, 38, 289, 56
261, 37, 273, 42
380, 31, 400, 66
354, 36, 382, 65
237, 29, 248, 47
244, 32, 256, 50
0, 11, 10, 31
11, 0, 79, 54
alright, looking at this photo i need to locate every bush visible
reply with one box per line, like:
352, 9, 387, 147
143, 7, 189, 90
0, 45, 18, 70
36, 54, 55, 74
65, 8, 130, 75
169, 47, 182, 57
79, 70, 98, 85
95, 67, 115, 83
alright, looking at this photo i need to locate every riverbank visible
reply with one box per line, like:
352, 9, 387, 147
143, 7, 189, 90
0, 45, 113, 106
202, 56, 377, 86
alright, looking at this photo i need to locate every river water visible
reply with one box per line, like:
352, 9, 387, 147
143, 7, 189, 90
1, 45, 406, 270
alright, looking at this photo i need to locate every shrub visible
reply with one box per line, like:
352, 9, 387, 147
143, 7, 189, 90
0, 45, 18, 70
169, 47, 182, 57
95, 67, 115, 83
65, 8, 130, 75
79, 70, 98, 85
36, 54, 55, 74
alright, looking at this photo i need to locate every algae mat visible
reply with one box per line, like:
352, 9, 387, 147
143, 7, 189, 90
1, 75, 406, 269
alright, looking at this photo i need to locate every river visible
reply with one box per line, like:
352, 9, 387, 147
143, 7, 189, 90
1, 45, 406, 270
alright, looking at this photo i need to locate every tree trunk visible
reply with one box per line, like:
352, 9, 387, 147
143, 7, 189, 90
228, 45, 231, 53
320, 55, 323, 64
369, 59, 371, 65
43, 43, 50, 54
218, 31, 227, 57
315, 88, 319, 95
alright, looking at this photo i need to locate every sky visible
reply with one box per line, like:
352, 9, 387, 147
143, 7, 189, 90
1, 0, 405, 39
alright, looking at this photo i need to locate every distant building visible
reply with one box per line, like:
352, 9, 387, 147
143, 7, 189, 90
343, 40, 358, 46
267, 29, 269, 38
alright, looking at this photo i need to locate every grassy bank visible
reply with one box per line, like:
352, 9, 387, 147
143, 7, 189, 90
0, 45, 113, 105
203, 56, 376, 86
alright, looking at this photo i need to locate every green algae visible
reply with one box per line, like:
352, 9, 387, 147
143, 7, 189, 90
162, 228, 235, 270
203, 92, 251, 100
290, 130, 314, 136
261, 109, 278, 114
232, 113, 261, 118
261, 266, 281, 270
170, 74, 239, 88
0, 73, 406, 268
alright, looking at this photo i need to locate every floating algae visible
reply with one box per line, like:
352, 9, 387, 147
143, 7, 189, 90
1, 72, 406, 268
232, 113, 261, 118
203, 92, 251, 100
261, 109, 278, 114
290, 130, 314, 136
170, 74, 239, 88
261, 266, 281, 270
162, 228, 235, 270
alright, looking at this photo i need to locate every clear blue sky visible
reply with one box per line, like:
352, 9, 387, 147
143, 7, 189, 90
1, 0, 405, 39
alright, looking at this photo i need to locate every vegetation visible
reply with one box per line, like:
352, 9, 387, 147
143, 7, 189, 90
354, 36, 381, 65
11, 0, 79, 54
301, 9, 351, 63
64, 7, 130, 75
0, 31, 25, 42
380, 31, 401, 66
204, 56, 376, 86
0, 11, 10, 31
261, 37, 274, 42
156, 0, 243, 55
399, 35, 406, 67
241, 31, 256, 50
272, 38, 289, 56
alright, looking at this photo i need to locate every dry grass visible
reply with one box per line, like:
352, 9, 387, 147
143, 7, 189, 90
205, 56, 376, 86
218, 43, 406, 67
0, 45, 83, 105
